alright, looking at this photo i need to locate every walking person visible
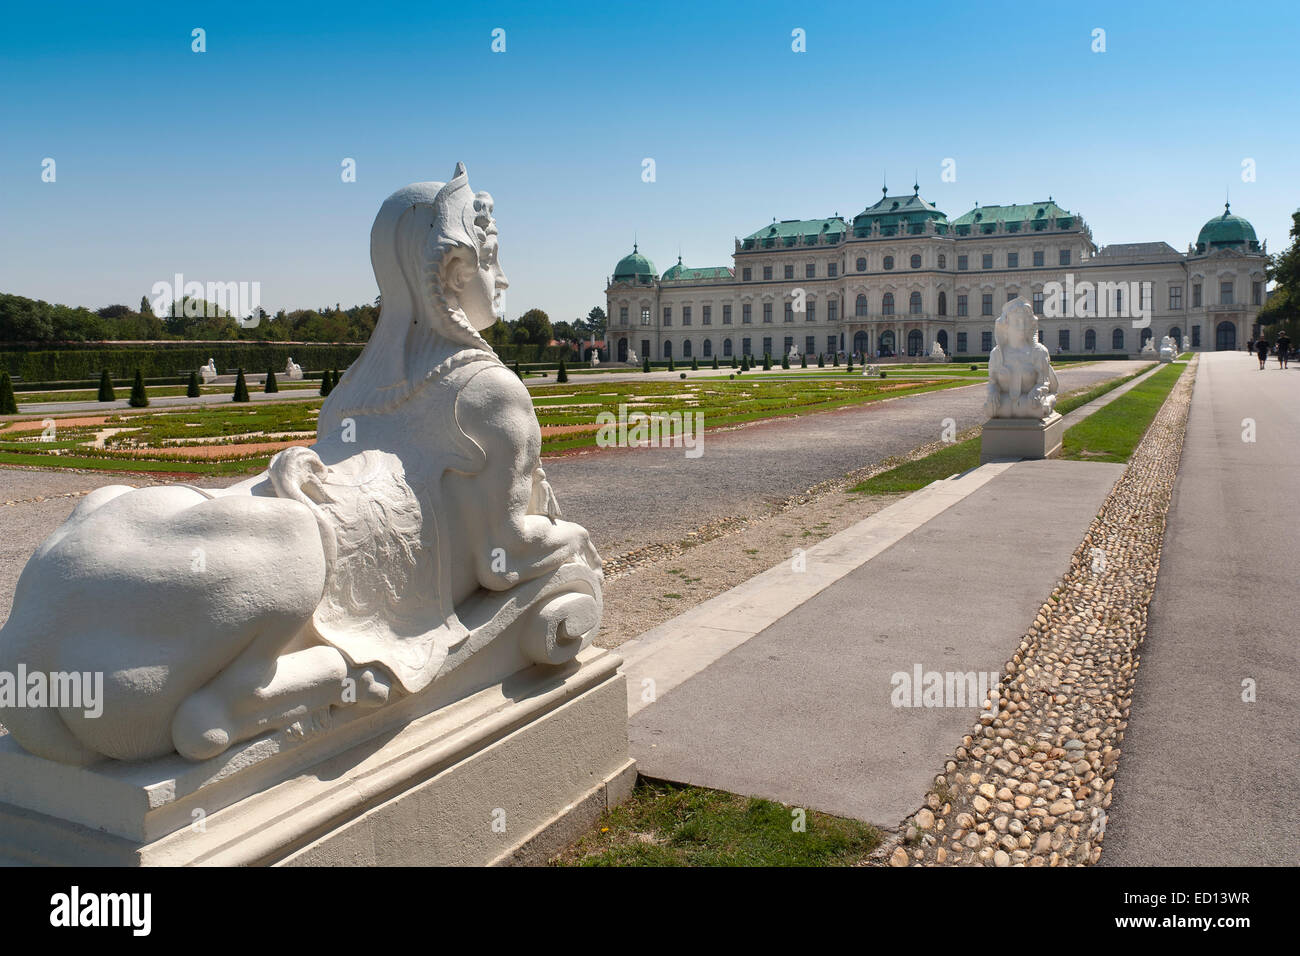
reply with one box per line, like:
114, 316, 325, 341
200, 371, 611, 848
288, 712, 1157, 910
1277, 330, 1291, 369
1255, 336, 1270, 370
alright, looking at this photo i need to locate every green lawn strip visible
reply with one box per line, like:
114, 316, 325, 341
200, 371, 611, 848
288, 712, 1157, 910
552, 779, 880, 867
0, 451, 269, 475
1060, 363, 1185, 463
849, 365, 1159, 495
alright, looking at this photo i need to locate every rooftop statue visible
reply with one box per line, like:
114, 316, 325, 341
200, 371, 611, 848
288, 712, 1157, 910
983, 297, 1059, 420
0, 163, 603, 765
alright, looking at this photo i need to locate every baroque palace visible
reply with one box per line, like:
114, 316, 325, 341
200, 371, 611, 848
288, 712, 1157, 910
604, 185, 1266, 363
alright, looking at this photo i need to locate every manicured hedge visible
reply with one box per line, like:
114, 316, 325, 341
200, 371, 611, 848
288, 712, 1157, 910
0, 344, 364, 383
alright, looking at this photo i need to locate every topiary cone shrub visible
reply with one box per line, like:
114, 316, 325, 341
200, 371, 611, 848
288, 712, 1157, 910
97, 369, 115, 402
712, 356, 719, 369
668, 357, 675, 371
513, 360, 522, 378
846, 355, 854, 373
731, 357, 737, 369
233, 368, 251, 402
800, 353, 808, 368
128, 368, 149, 408
781, 354, 790, 370
691, 357, 699, 371
0, 371, 17, 415
557, 358, 569, 383
818, 353, 825, 368
833, 352, 839, 367
265, 368, 279, 393
642, 355, 651, 373
186, 370, 201, 397
763, 353, 772, 371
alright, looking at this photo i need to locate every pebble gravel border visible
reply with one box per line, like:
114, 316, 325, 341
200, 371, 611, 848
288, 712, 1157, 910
877, 356, 1198, 867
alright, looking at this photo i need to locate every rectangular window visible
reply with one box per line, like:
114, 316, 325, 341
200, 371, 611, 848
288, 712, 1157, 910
619, 306, 628, 325
806, 302, 816, 321
1170, 287, 1183, 310
827, 299, 838, 322
805, 335, 816, 354
1033, 292, 1044, 314
784, 265, 795, 280
1191, 325, 1201, 347
1220, 281, 1233, 305
641, 339, 650, 358
763, 266, 773, 281
1033, 251, 1044, 267
1252, 281, 1262, 306
682, 306, 692, 326
958, 255, 969, 271
957, 294, 968, 316
742, 336, 752, 356
763, 336, 772, 356
981, 330, 993, 352
1009, 291, 1019, 304
1007, 252, 1019, 269
805, 263, 816, 279
827, 262, 838, 278
956, 331, 967, 353
742, 267, 752, 281
982, 293, 993, 316
982, 253, 993, 270
827, 335, 837, 355
641, 308, 650, 326
722, 304, 732, 324
701, 305, 711, 325
783, 336, 794, 355
1193, 283, 1202, 307
742, 303, 752, 324
662, 307, 671, 326
1059, 249, 1071, 266
784, 302, 794, 322
763, 302, 773, 323
1058, 329, 1070, 351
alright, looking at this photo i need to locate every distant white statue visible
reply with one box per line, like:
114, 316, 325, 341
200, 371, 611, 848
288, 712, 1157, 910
627, 347, 639, 366
285, 357, 304, 380
1158, 335, 1176, 363
589, 351, 600, 367
1141, 338, 1156, 356
983, 297, 1059, 419
787, 344, 799, 361
0, 163, 602, 765
931, 340, 946, 360
200, 357, 218, 383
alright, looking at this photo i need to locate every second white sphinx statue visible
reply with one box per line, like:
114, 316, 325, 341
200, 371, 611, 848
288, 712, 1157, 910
983, 297, 1059, 420
0, 163, 604, 765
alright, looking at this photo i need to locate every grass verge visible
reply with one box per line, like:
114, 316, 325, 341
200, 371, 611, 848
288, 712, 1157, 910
1060, 362, 1185, 463
848, 363, 1158, 495
552, 778, 880, 866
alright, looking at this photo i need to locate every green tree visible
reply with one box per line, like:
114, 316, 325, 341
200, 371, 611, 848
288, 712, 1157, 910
515, 308, 553, 345
140, 295, 154, 318
97, 369, 115, 401
128, 368, 149, 407
0, 372, 17, 414
233, 368, 250, 402
1261, 209, 1300, 342
583, 306, 607, 338
265, 368, 279, 393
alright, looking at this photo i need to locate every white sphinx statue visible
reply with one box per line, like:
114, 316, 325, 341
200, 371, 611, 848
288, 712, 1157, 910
0, 163, 603, 766
983, 297, 1059, 420
1141, 337, 1156, 356
930, 340, 946, 360
199, 357, 218, 383
1158, 335, 1176, 363
627, 347, 639, 366
285, 356, 304, 379
787, 344, 799, 362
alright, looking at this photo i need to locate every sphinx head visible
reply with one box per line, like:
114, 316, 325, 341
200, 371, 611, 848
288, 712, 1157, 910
995, 297, 1038, 351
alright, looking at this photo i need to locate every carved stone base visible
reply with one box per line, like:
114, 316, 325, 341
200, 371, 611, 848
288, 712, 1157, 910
980, 412, 1065, 463
0, 648, 632, 866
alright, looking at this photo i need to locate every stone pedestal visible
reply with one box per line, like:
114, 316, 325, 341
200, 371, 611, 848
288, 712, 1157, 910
0, 648, 633, 866
980, 413, 1064, 463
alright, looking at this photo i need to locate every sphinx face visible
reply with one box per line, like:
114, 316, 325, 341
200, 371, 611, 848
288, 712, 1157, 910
456, 191, 509, 332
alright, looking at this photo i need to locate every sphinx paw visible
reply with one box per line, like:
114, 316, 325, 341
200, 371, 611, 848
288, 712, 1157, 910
172, 693, 234, 761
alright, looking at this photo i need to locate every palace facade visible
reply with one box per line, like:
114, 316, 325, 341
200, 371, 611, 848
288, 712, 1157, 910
604, 187, 1267, 363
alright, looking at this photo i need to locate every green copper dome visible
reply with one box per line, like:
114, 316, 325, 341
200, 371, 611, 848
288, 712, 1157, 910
1196, 203, 1259, 252
613, 244, 657, 280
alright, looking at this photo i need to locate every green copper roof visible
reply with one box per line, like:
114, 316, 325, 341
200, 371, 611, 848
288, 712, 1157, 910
612, 245, 657, 280
852, 188, 948, 236
1196, 203, 1258, 250
662, 257, 733, 281
742, 217, 846, 248
950, 200, 1075, 234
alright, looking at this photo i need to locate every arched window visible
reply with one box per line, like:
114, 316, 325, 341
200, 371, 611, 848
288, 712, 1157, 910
856, 257, 867, 272
1111, 328, 1124, 351
663, 340, 673, 359
882, 293, 895, 315
1084, 329, 1096, 351
907, 329, 923, 356
938, 254, 947, 269
702, 339, 712, 357
1168, 327, 1182, 349
682, 339, 693, 358
880, 330, 896, 354
722, 338, 732, 357
883, 256, 895, 270
1140, 328, 1152, 347
855, 293, 868, 317
910, 254, 922, 269
1215, 321, 1236, 350
909, 291, 923, 314
853, 331, 869, 355
938, 291, 947, 316
937, 330, 948, 352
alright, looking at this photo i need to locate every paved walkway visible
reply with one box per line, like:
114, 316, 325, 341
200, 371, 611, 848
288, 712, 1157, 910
624, 457, 1125, 824
1102, 351, 1300, 865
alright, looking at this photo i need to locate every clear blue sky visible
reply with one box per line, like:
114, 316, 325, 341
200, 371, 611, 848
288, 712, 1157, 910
2, 0, 1297, 325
